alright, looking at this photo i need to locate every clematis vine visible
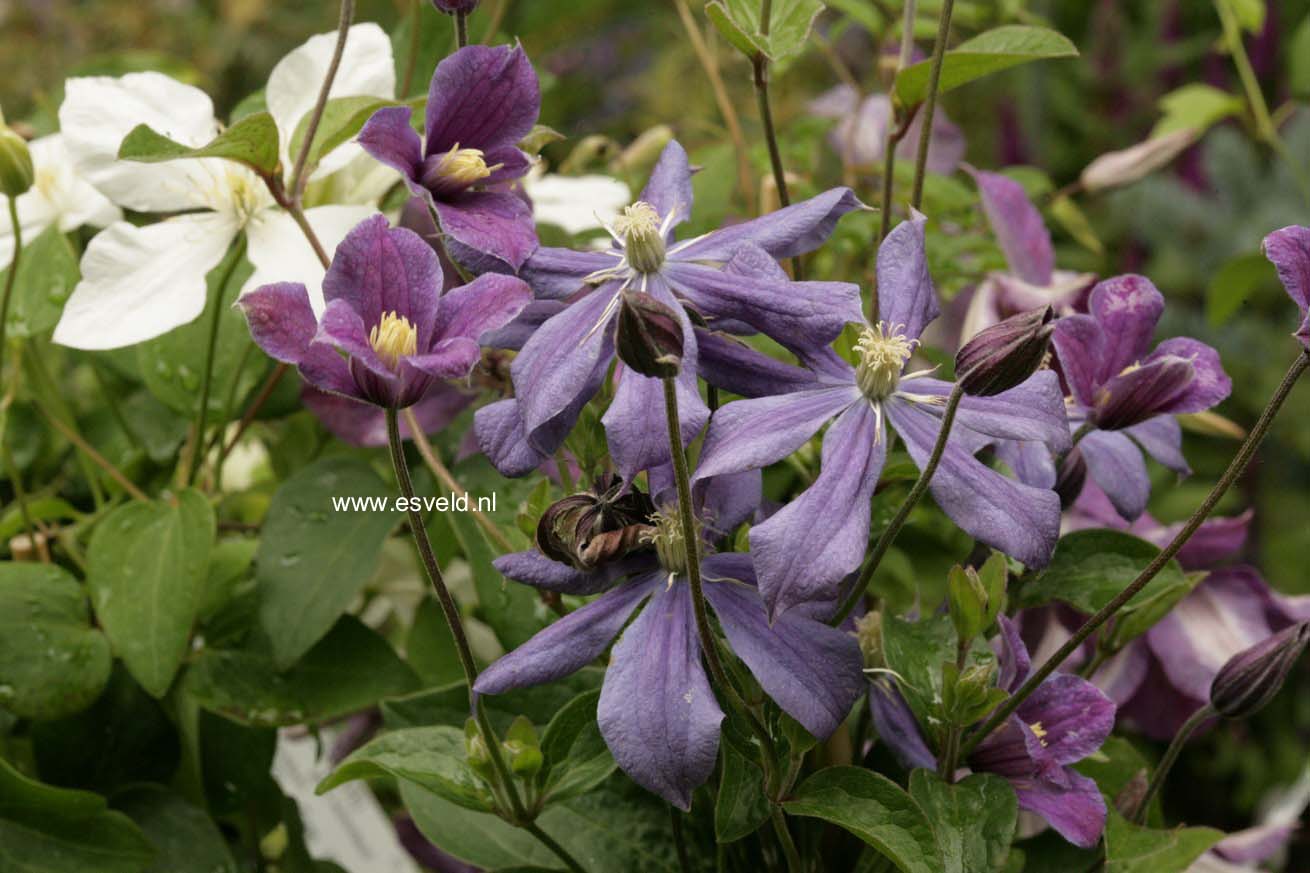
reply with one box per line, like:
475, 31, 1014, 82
358, 43, 541, 271
237, 214, 530, 411
693, 213, 1071, 619
474, 471, 865, 810
52, 24, 397, 349
475, 139, 865, 481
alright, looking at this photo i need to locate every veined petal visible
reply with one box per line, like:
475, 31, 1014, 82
876, 210, 939, 342
1051, 313, 1104, 408
402, 336, 481, 380
481, 299, 566, 351
1124, 415, 1189, 476
1262, 225, 1310, 344
53, 212, 239, 349
475, 398, 549, 478
1079, 429, 1150, 520
494, 550, 652, 596
434, 272, 533, 348
244, 204, 375, 316
906, 372, 1071, 452
424, 44, 540, 155
318, 213, 441, 341
302, 381, 474, 447
868, 677, 937, 770
236, 281, 318, 364
967, 167, 1054, 286
695, 331, 829, 398
1087, 275, 1164, 385
675, 187, 864, 263
519, 246, 622, 300
638, 141, 695, 241
434, 191, 538, 271
1014, 673, 1115, 766
357, 106, 424, 183
1141, 337, 1231, 414
1010, 766, 1106, 849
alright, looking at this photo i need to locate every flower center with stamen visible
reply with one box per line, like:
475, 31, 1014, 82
855, 322, 917, 401
369, 311, 418, 371
422, 144, 500, 195
614, 201, 666, 274
642, 510, 696, 577
1029, 721, 1048, 747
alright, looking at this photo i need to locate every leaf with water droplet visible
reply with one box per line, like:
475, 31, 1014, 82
1, 224, 80, 339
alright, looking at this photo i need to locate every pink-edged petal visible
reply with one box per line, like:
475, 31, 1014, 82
237, 282, 318, 364
1079, 429, 1150, 520
434, 191, 538, 271
424, 44, 540, 154
875, 210, 939, 341
675, 187, 864, 263
357, 105, 423, 181
434, 273, 532, 345
967, 167, 1054, 286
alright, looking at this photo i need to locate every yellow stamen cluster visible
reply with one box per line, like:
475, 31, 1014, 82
1029, 721, 1048, 746
642, 510, 696, 577
369, 311, 418, 371
432, 144, 496, 187
614, 201, 666, 273
855, 322, 918, 401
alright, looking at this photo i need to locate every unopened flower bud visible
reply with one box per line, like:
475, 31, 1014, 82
1210, 622, 1310, 719
615, 290, 683, 379
503, 716, 543, 778
1054, 448, 1088, 509
955, 306, 1055, 397
432, 0, 479, 13
464, 719, 495, 780
0, 119, 34, 199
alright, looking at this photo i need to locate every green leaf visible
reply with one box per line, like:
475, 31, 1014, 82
255, 456, 400, 669
0, 758, 155, 873
0, 225, 80, 339
184, 616, 419, 726
1152, 84, 1243, 138
537, 690, 616, 805
118, 112, 281, 177
383, 670, 603, 732
0, 562, 113, 719
1015, 530, 1189, 617
1220, 0, 1265, 33
783, 767, 943, 873
406, 597, 465, 687
894, 26, 1078, 107
1103, 810, 1222, 873
1291, 14, 1310, 99
112, 785, 239, 873
909, 772, 1017, 873
441, 508, 544, 651
1206, 251, 1278, 326
88, 489, 215, 698
1110, 570, 1204, 647
318, 725, 496, 812
288, 96, 405, 181
1050, 195, 1104, 256
705, 0, 826, 62
714, 742, 769, 843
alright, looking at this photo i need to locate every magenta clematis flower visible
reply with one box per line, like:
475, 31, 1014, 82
358, 44, 540, 270
473, 471, 865, 810
1263, 224, 1310, 349
475, 140, 865, 481
691, 213, 1071, 619
238, 214, 530, 410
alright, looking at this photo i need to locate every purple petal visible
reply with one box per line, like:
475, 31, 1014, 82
888, 397, 1061, 568
302, 382, 474, 447
1014, 673, 1114, 765
674, 187, 864, 263
876, 210, 939, 341
995, 440, 1057, 489
402, 336, 481, 379
1086, 275, 1164, 384
316, 298, 394, 381
433, 191, 538, 271
967, 167, 1054, 286
1167, 510, 1251, 570
474, 398, 548, 477
995, 614, 1033, 692
493, 550, 651, 596
1093, 354, 1198, 430
1089, 642, 1150, 706
696, 471, 763, 538
638, 141, 694, 239
424, 44, 540, 155
474, 575, 659, 695
1124, 415, 1189, 476
237, 282, 318, 365
1051, 313, 1105, 408
520, 247, 622, 300
868, 677, 937, 770
908, 372, 1071, 451
481, 299, 566, 351
695, 330, 827, 398
1079, 429, 1150, 520
1262, 225, 1310, 345
597, 581, 723, 811
751, 403, 885, 619
299, 341, 361, 399
434, 273, 532, 345
704, 575, 864, 739
1142, 337, 1231, 414
1212, 823, 1296, 865
357, 105, 423, 183
322, 215, 442, 345
901, 106, 966, 175
1010, 766, 1107, 849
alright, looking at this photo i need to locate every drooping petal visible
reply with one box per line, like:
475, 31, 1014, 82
401, 336, 481, 380
638, 141, 695, 240
967, 167, 1054, 286
433, 273, 532, 346
697, 471, 763, 537
888, 397, 1061, 568
302, 381, 474, 447
1141, 337, 1231, 414
875, 210, 939, 342
244, 204, 375, 315
1092, 354, 1197, 430
433, 191, 538, 271
1086, 275, 1164, 384
1078, 429, 1150, 520
1009, 766, 1107, 849
695, 331, 829, 398
1165, 510, 1251, 571
995, 440, 1057, 490
995, 614, 1033, 692
1014, 673, 1115, 765
674, 187, 864, 263
53, 212, 239, 350
316, 298, 396, 386
705, 575, 864, 739
1211, 823, 1297, 865
236, 281, 318, 364
519, 246, 622, 300
868, 677, 937, 770
751, 403, 886, 619
904, 372, 1071, 452
298, 339, 361, 399
1262, 224, 1310, 345
597, 581, 724, 811
481, 299, 567, 351
357, 105, 424, 184
1050, 313, 1105, 408
474, 398, 548, 478
424, 44, 540, 155
1124, 415, 1190, 476
493, 550, 653, 596
475, 575, 660, 695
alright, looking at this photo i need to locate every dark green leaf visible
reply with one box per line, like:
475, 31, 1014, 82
441, 508, 545, 650
1015, 530, 1188, 618
714, 742, 769, 843
1206, 251, 1277, 327
118, 112, 280, 177
895, 26, 1078, 107
382, 670, 603, 732
0, 225, 80, 339
1103, 810, 1222, 873
909, 771, 1017, 873
537, 690, 616, 805
406, 597, 464, 687
289, 96, 410, 181
318, 725, 496, 812
112, 785, 238, 873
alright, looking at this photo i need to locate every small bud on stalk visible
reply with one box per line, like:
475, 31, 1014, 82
1053, 448, 1088, 510
1210, 621, 1310, 719
432, 0, 479, 13
955, 306, 1055, 397
0, 114, 34, 198
615, 290, 683, 379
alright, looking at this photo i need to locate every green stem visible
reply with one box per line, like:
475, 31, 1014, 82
34, 395, 149, 502
670, 806, 692, 873
290, 0, 355, 202
0, 196, 21, 387
831, 385, 965, 626
910, 0, 955, 209
960, 349, 1310, 761
188, 236, 247, 486
523, 822, 585, 873
2, 441, 39, 560
1131, 704, 1214, 824
751, 54, 803, 280
770, 806, 803, 873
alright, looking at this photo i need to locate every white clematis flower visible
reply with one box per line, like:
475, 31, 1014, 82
522, 166, 631, 236
0, 134, 120, 270
53, 23, 397, 350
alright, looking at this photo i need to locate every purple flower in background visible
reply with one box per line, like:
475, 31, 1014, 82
475, 140, 865, 481
359, 44, 540, 270
474, 472, 865, 810
871, 617, 1114, 848
692, 213, 1070, 619
238, 214, 530, 410
1263, 224, 1310, 349
808, 84, 965, 174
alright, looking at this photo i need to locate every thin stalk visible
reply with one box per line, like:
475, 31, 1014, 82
751, 57, 792, 211
871, 0, 919, 320
456, 10, 469, 48
961, 349, 1310, 760
290, 0, 356, 202
23, 343, 106, 507
831, 385, 965, 626
3, 441, 41, 560
0, 196, 22, 386
671, 806, 692, 873
910, 0, 954, 209
188, 237, 247, 486
1131, 703, 1214, 824
523, 822, 586, 873
897, 0, 917, 70
400, 0, 422, 97
770, 807, 803, 873
35, 399, 149, 502
284, 201, 332, 267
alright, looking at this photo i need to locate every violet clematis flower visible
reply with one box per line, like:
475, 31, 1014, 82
475, 140, 865, 480
358, 44, 540, 270
238, 214, 530, 410
870, 617, 1114, 848
808, 84, 965, 175
473, 471, 866, 810
1262, 224, 1310, 349
692, 213, 1071, 619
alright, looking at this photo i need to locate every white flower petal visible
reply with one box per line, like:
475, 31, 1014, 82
523, 171, 632, 235
265, 23, 396, 179
243, 204, 374, 315
59, 72, 229, 213
53, 212, 240, 350
305, 149, 400, 207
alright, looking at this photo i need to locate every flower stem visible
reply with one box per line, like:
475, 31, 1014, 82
523, 822, 585, 873
831, 384, 965, 627
34, 397, 149, 503
456, 10, 469, 48
770, 806, 803, 873
1131, 703, 1214, 825
290, 0, 355, 202
0, 196, 22, 387
910, 0, 954, 210
670, 806, 692, 873
751, 49, 803, 280
960, 349, 1310, 761
871, 0, 919, 321
187, 236, 247, 486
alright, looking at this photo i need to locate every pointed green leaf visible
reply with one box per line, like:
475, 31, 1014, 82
895, 26, 1078, 107
1015, 530, 1189, 617
537, 690, 616, 805
318, 725, 496, 813
714, 742, 769, 843
705, 0, 826, 62
1103, 810, 1222, 873
118, 111, 281, 177
909, 772, 1017, 873
112, 785, 239, 873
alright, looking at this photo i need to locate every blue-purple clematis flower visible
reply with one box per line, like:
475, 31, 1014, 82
692, 213, 1071, 619
871, 617, 1115, 848
473, 471, 866, 810
358, 44, 540, 270
238, 214, 530, 410
1263, 224, 1310, 349
475, 139, 865, 480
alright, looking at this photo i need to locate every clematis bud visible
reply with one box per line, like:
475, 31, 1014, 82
955, 306, 1055, 397
0, 116, 34, 198
1210, 622, 1310, 719
503, 716, 543, 778
464, 719, 495, 780
615, 290, 683, 378
536, 476, 655, 570
432, 0, 479, 13
1053, 448, 1088, 509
